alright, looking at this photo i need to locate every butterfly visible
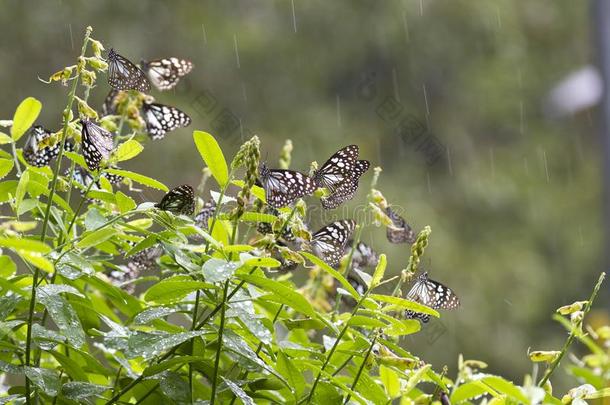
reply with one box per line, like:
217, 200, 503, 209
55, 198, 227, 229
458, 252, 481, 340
67, 166, 123, 196
142, 101, 192, 140
155, 184, 195, 216
110, 244, 164, 293
102, 89, 122, 116
405, 272, 460, 323
346, 240, 379, 271
107, 48, 151, 93
258, 162, 316, 208
313, 145, 370, 209
311, 219, 356, 267
256, 207, 297, 241
386, 206, 416, 244
23, 126, 73, 167
194, 199, 217, 230
140, 57, 194, 91
80, 119, 114, 171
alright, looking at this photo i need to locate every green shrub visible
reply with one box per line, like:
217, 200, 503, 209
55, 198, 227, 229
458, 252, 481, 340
0, 26, 609, 405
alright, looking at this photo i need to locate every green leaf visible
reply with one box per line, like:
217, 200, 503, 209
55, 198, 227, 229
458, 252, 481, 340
0, 180, 17, 203
222, 378, 255, 405
11, 97, 42, 141
19, 251, 54, 273
277, 351, 305, 397
24, 367, 59, 396
347, 315, 386, 329
237, 274, 316, 318
15, 170, 29, 212
451, 381, 490, 403
0, 255, 16, 277
0, 237, 51, 253
114, 140, 144, 162
144, 276, 214, 304
115, 191, 136, 213
239, 211, 277, 223
301, 251, 360, 299
0, 158, 14, 180
242, 256, 281, 268
127, 330, 207, 360
370, 253, 386, 288
37, 289, 86, 347
193, 131, 229, 187
61, 382, 109, 400
49, 351, 87, 381
0, 132, 12, 144
379, 365, 400, 398
370, 294, 439, 318
482, 376, 529, 403
106, 168, 168, 191
133, 307, 177, 324
76, 227, 118, 249
202, 258, 240, 283
142, 355, 207, 377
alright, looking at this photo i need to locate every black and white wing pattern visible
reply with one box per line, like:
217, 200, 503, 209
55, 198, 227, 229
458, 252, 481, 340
311, 219, 356, 267
80, 119, 114, 171
405, 272, 460, 323
110, 244, 163, 293
386, 206, 416, 244
194, 199, 217, 230
142, 101, 192, 140
107, 48, 151, 93
256, 207, 296, 241
102, 89, 122, 116
141, 57, 193, 91
314, 145, 370, 209
258, 163, 316, 208
347, 240, 379, 271
23, 126, 67, 167
155, 184, 195, 216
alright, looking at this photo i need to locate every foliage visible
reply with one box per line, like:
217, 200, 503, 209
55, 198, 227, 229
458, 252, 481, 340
0, 27, 609, 405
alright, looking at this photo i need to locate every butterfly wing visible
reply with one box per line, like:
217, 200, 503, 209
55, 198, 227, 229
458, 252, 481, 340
386, 206, 416, 244
23, 126, 61, 167
194, 199, 217, 230
314, 145, 360, 191
81, 119, 114, 171
320, 159, 370, 209
259, 166, 316, 208
143, 102, 192, 140
311, 219, 356, 266
108, 49, 151, 93
405, 273, 460, 323
102, 89, 122, 116
142, 58, 193, 90
155, 184, 195, 215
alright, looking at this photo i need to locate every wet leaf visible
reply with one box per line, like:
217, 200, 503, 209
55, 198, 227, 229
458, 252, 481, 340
202, 258, 240, 283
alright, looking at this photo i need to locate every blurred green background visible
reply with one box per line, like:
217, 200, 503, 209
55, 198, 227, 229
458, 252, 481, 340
1, 0, 605, 390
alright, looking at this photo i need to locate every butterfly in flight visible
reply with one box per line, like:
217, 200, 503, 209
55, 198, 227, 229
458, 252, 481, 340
80, 119, 114, 171
23, 126, 73, 167
155, 184, 195, 216
258, 163, 316, 208
386, 206, 416, 244
311, 219, 356, 267
110, 244, 163, 293
194, 198, 217, 230
140, 57, 194, 91
142, 101, 192, 140
313, 145, 370, 209
107, 48, 151, 93
405, 272, 460, 323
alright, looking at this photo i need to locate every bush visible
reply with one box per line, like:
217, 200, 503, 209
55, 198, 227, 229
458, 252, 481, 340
0, 26, 609, 405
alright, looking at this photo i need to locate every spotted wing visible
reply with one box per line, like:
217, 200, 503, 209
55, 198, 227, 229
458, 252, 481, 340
107, 48, 151, 93
143, 102, 192, 140
141, 58, 193, 91
386, 206, 416, 244
155, 184, 195, 215
259, 165, 316, 208
311, 219, 356, 267
405, 273, 460, 323
313, 145, 360, 191
81, 119, 114, 171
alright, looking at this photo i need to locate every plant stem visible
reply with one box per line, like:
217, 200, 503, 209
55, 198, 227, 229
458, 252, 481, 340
11, 142, 22, 176
24, 26, 92, 405
210, 280, 230, 404
343, 332, 378, 404
538, 272, 605, 387
189, 289, 201, 401
332, 225, 362, 315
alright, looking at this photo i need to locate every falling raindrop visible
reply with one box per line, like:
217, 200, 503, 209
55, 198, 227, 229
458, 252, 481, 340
336, 94, 342, 127
496, 6, 502, 29
202, 23, 208, 45
291, 0, 298, 33
446, 147, 453, 176
402, 10, 410, 42
67, 23, 74, 50
419, 0, 424, 16
233, 34, 241, 69
422, 83, 430, 126
542, 150, 550, 182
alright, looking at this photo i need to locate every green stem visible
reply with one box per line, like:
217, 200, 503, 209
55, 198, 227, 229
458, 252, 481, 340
189, 289, 201, 401
332, 225, 362, 315
24, 26, 92, 405
11, 142, 22, 176
343, 333, 378, 404
210, 280, 230, 404
538, 272, 606, 387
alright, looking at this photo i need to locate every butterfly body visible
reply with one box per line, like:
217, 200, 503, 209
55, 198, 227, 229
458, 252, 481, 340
23, 126, 73, 167
80, 119, 114, 171
258, 163, 316, 208
311, 219, 356, 267
155, 184, 195, 216
107, 48, 151, 93
141, 57, 193, 90
405, 272, 459, 323
143, 101, 192, 139
313, 145, 370, 209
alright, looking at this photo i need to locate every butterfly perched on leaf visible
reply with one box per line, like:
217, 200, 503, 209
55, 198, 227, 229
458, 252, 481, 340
194, 199, 217, 230
405, 272, 460, 323
80, 118, 114, 171
23, 125, 73, 167
311, 219, 356, 267
109, 244, 164, 293
258, 162, 316, 208
386, 206, 416, 244
143, 101, 192, 140
107, 48, 151, 93
140, 57, 194, 91
155, 184, 195, 216
313, 145, 370, 209
256, 207, 297, 242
